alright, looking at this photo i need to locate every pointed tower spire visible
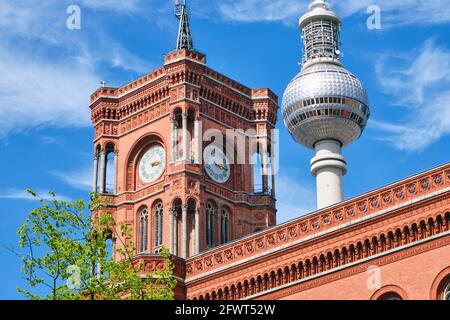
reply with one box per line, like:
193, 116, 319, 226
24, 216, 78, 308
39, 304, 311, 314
175, 0, 194, 50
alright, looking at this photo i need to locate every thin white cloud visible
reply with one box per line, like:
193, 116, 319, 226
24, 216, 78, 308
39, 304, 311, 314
37, 135, 61, 146
81, 0, 142, 12
217, 0, 450, 27
2, 0, 449, 141
349, 0, 450, 27
0, 0, 151, 139
51, 168, 93, 192
52, 159, 115, 193
0, 45, 98, 138
371, 39, 450, 151
275, 171, 315, 223
0, 188, 72, 202
218, 0, 307, 24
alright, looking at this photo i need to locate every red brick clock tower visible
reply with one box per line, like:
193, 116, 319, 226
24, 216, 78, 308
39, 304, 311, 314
89, 1, 278, 265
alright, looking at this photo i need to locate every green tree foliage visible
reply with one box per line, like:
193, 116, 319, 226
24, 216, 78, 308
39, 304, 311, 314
17, 190, 177, 300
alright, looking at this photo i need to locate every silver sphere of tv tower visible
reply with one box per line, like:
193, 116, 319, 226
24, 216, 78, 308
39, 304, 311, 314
282, 0, 371, 209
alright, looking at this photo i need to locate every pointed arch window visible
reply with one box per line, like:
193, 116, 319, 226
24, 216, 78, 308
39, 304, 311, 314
139, 207, 149, 253
220, 208, 230, 245
154, 202, 164, 250
206, 202, 216, 247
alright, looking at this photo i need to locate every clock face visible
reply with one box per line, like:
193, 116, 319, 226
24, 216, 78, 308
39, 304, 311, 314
204, 144, 231, 183
139, 145, 166, 183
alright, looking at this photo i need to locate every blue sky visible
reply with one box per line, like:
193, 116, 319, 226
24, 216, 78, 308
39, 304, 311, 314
0, 0, 450, 299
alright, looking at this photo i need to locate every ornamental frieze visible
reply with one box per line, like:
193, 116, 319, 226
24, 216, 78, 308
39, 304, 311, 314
288, 226, 298, 238
395, 187, 405, 200
224, 249, 233, 260
266, 234, 276, 246
255, 234, 450, 300
370, 196, 380, 209
184, 166, 450, 278
186, 227, 450, 298
382, 192, 392, 205
234, 246, 244, 257
277, 230, 287, 242
245, 242, 254, 254
322, 214, 331, 226
300, 222, 309, 233
116, 102, 169, 137
144, 260, 165, 272
187, 179, 200, 196
420, 178, 430, 191
195, 260, 203, 271
256, 238, 265, 250
103, 182, 166, 205
334, 210, 343, 222
433, 174, 444, 186
345, 205, 355, 217
358, 201, 368, 213
204, 257, 213, 268
407, 183, 417, 195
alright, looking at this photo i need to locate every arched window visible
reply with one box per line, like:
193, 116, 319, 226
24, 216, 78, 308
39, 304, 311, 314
187, 109, 196, 162
206, 201, 216, 247
378, 292, 403, 300
154, 202, 163, 251
105, 151, 115, 193
265, 148, 273, 195
220, 208, 230, 245
252, 152, 263, 194
93, 145, 101, 193
445, 283, 450, 301
139, 207, 149, 253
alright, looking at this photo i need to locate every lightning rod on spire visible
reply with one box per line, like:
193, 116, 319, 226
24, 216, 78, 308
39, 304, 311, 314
175, 0, 194, 50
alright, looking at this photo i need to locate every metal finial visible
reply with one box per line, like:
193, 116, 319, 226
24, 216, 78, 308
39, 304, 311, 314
309, 0, 330, 10
175, 0, 194, 50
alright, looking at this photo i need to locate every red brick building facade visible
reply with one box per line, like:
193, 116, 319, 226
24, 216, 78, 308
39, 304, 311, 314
89, 1, 450, 301
89, 48, 450, 300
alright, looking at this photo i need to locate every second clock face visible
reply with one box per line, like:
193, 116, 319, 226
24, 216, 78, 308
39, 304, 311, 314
204, 144, 231, 184
139, 145, 166, 183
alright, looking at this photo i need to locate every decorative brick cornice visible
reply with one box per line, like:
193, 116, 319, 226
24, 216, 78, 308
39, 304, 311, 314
90, 53, 278, 130
164, 49, 206, 66
90, 67, 166, 103
101, 180, 167, 206
252, 233, 450, 300
205, 182, 275, 208
133, 254, 186, 280
185, 163, 450, 279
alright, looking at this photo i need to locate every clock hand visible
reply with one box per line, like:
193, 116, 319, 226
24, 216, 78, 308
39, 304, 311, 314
214, 162, 228, 171
150, 161, 161, 167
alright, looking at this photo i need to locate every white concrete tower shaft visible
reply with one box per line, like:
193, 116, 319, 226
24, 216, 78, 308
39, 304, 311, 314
311, 140, 347, 209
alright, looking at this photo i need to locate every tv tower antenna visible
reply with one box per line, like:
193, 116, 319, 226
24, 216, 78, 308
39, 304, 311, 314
175, 0, 194, 50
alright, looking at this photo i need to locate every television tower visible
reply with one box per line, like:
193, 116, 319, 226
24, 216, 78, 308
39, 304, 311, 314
175, 0, 194, 50
282, 0, 371, 209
